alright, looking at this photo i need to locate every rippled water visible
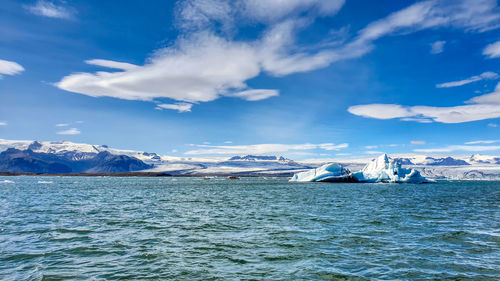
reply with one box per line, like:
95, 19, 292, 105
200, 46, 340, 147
0, 176, 499, 280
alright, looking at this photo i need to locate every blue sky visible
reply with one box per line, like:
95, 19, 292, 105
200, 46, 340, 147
1, 0, 500, 159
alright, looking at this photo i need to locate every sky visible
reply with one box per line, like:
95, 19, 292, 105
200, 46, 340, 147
1, 0, 500, 159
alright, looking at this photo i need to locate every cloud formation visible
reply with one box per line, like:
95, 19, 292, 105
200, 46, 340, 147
465, 140, 499, 144
414, 144, 500, 153
156, 103, 193, 113
411, 140, 426, 145
483, 40, 500, 58
25, 0, 73, 19
56, 0, 500, 112
348, 82, 500, 123
436, 72, 499, 88
430, 40, 446, 54
56, 128, 81, 135
0, 59, 24, 76
184, 142, 348, 155
0, 122, 7, 126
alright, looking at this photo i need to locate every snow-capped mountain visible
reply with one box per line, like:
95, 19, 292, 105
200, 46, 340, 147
393, 156, 470, 166
0, 139, 499, 179
468, 154, 500, 165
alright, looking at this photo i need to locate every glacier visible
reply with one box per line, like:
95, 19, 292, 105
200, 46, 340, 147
291, 154, 428, 183
289, 163, 351, 182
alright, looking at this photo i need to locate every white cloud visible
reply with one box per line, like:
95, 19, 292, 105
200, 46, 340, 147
55, 123, 69, 127
57, 128, 81, 135
430, 40, 445, 54
156, 103, 193, 113
0, 122, 7, 126
224, 141, 232, 144
436, 71, 499, 88
483, 40, 500, 58
348, 82, 500, 123
365, 150, 384, 155
365, 145, 378, 149
348, 104, 413, 119
177, 0, 345, 30
230, 89, 279, 101
411, 140, 426, 145
75, 120, 84, 124
184, 142, 348, 155
415, 145, 500, 153
241, 0, 345, 23
0, 59, 24, 76
85, 59, 138, 70
488, 123, 498, 127
56, 0, 500, 111
465, 140, 499, 144
25, 0, 73, 19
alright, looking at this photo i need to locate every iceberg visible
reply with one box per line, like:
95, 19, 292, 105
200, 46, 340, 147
289, 163, 352, 182
352, 154, 427, 183
290, 154, 428, 183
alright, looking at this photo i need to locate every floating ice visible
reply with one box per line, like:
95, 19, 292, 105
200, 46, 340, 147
289, 163, 351, 182
352, 154, 427, 183
290, 154, 428, 183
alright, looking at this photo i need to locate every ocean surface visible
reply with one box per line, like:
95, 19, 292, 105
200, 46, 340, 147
0, 176, 499, 280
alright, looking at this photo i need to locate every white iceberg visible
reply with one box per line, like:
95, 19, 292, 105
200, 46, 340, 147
352, 154, 427, 183
290, 154, 428, 183
289, 163, 351, 182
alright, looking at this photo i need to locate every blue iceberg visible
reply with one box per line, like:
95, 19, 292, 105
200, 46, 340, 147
351, 154, 428, 183
289, 163, 351, 182
290, 154, 428, 183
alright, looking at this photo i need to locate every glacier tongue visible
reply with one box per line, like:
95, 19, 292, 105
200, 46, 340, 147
352, 154, 427, 183
290, 163, 351, 182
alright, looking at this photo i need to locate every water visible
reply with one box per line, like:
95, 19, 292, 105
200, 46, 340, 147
0, 176, 499, 280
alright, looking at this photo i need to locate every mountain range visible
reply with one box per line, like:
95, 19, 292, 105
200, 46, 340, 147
0, 139, 499, 179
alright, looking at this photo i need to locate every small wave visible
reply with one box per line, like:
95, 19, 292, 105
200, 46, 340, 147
0, 180, 14, 183
38, 181, 53, 184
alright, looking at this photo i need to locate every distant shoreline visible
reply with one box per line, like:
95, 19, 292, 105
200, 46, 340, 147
0, 172, 291, 177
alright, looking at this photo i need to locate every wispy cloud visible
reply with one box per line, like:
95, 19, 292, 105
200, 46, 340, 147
483, 40, 500, 58
436, 72, 499, 88
230, 89, 279, 101
184, 142, 348, 155
55, 0, 500, 112
348, 82, 500, 123
0, 59, 24, 77
365, 150, 383, 155
465, 140, 499, 144
25, 0, 73, 19
415, 145, 500, 153
411, 140, 426, 145
85, 59, 138, 70
156, 103, 193, 113
364, 145, 378, 149
56, 128, 81, 135
488, 123, 498, 127
55, 123, 69, 127
430, 40, 445, 54
0, 122, 7, 126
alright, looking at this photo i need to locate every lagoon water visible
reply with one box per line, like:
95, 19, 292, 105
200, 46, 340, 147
0, 176, 499, 280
